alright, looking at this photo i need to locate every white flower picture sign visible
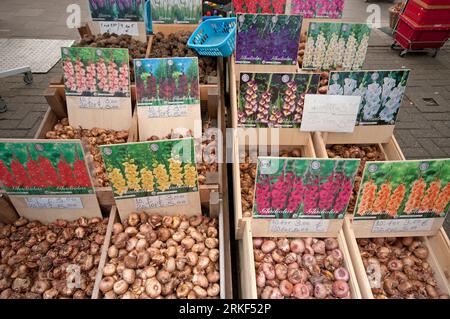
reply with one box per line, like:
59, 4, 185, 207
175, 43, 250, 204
328, 70, 410, 125
302, 22, 371, 71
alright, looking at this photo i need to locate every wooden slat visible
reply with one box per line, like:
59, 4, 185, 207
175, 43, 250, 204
44, 87, 67, 118
34, 108, 58, 139
92, 206, 117, 299
0, 195, 19, 224
239, 220, 258, 298
338, 229, 362, 299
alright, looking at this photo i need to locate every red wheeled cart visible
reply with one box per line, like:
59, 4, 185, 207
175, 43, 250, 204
391, 0, 450, 57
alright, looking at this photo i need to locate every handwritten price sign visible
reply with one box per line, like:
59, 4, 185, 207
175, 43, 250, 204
100, 22, 139, 36
372, 218, 434, 233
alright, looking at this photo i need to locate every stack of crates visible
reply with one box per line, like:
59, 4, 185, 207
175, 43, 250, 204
394, 0, 450, 52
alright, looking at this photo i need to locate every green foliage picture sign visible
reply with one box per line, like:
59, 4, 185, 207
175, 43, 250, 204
355, 159, 450, 219
0, 140, 94, 195
134, 58, 200, 106
151, 0, 202, 24
253, 158, 360, 219
100, 138, 198, 199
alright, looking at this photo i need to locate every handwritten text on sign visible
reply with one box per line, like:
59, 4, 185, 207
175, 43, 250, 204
148, 105, 188, 118
300, 95, 361, 133
79, 96, 121, 109
270, 219, 330, 233
372, 218, 434, 233
25, 197, 84, 209
100, 21, 139, 36
134, 194, 188, 210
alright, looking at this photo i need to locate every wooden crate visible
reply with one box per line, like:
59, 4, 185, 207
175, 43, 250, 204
92, 199, 228, 299
312, 130, 405, 163
229, 54, 317, 146
238, 219, 362, 298
39, 79, 221, 212
0, 194, 19, 224
148, 24, 222, 104
343, 217, 450, 299
232, 134, 316, 239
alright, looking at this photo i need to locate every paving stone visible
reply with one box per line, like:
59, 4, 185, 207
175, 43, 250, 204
0, 119, 20, 129
409, 128, 444, 138
434, 138, 450, 147
417, 138, 447, 157
400, 147, 431, 159
432, 121, 450, 137
394, 130, 421, 148
17, 112, 42, 129
0, 129, 29, 137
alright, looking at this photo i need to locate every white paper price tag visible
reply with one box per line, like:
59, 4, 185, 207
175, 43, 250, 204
372, 218, 434, 233
148, 105, 188, 118
79, 97, 121, 109
25, 197, 83, 209
160, 194, 188, 207
134, 194, 188, 209
269, 219, 330, 233
300, 95, 361, 133
100, 21, 139, 36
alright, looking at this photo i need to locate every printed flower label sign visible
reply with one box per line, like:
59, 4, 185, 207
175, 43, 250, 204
62, 47, 130, 97
233, 0, 288, 14
328, 70, 410, 125
151, 0, 202, 24
291, 0, 345, 18
354, 160, 450, 220
302, 22, 371, 71
134, 58, 200, 106
253, 157, 360, 219
88, 0, 145, 21
236, 14, 303, 66
238, 72, 320, 128
100, 138, 198, 199
0, 140, 94, 195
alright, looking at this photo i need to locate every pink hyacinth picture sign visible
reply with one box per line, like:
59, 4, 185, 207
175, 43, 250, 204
290, 0, 345, 18
253, 158, 360, 219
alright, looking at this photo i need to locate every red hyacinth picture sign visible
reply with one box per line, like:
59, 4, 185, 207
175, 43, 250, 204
253, 157, 360, 219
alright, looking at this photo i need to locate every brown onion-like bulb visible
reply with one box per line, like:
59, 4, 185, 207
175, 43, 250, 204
146, 278, 162, 298
387, 259, 404, 272
275, 264, 288, 280
256, 271, 266, 288
261, 240, 276, 254
324, 238, 339, 251
314, 283, 328, 299
262, 263, 275, 280
207, 283, 220, 297
302, 254, 316, 267
123, 269, 136, 285
253, 238, 263, 248
334, 267, 350, 282
113, 223, 124, 235
332, 280, 350, 298
103, 263, 116, 277
290, 239, 305, 254
207, 271, 220, 283
127, 213, 140, 226
401, 237, 414, 246
312, 240, 326, 255
292, 283, 310, 299
113, 280, 128, 295
279, 279, 293, 297
413, 247, 429, 260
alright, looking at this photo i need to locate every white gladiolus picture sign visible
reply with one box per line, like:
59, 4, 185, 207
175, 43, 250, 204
327, 70, 410, 125
302, 22, 371, 71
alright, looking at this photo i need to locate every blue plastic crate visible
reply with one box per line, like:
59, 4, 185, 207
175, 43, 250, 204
188, 17, 236, 57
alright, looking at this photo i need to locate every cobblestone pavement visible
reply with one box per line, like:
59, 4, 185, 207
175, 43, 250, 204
0, 0, 449, 233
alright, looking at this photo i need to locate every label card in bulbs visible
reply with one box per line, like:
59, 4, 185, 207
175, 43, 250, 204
134, 58, 201, 141
99, 21, 139, 36
252, 157, 360, 219
354, 159, 450, 220
100, 138, 201, 217
61, 47, 132, 131
300, 94, 360, 133
0, 139, 101, 221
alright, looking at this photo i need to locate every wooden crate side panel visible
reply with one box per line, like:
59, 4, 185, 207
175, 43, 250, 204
423, 235, 450, 294
322, 126, 396, 144
239, 220, 258, 298
44, 87, 67, 118
251, 218, 344, 238
338, 229, 362, 299
92, 206, 117, 299
9, 194, 102, 224
343, 217, 375, 299
425, 229, 450, 284
34, 108, 59, 139
152, 24, 198, 34
0, 195, 19, 224
383, 136, 406, 160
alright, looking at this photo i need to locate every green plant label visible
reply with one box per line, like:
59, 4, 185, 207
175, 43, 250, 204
134, 58, 200, 107
61, 47, 130, 98
151, 0, 202, 24
302, 22, 371, 71
354, 159, 450, 220
328, 70, 410, 125
0, 140, 94, 195
253, 157, 360, 219
238, 72, 320, 128
100, 138, 198, 199
88, 0, 145, 21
